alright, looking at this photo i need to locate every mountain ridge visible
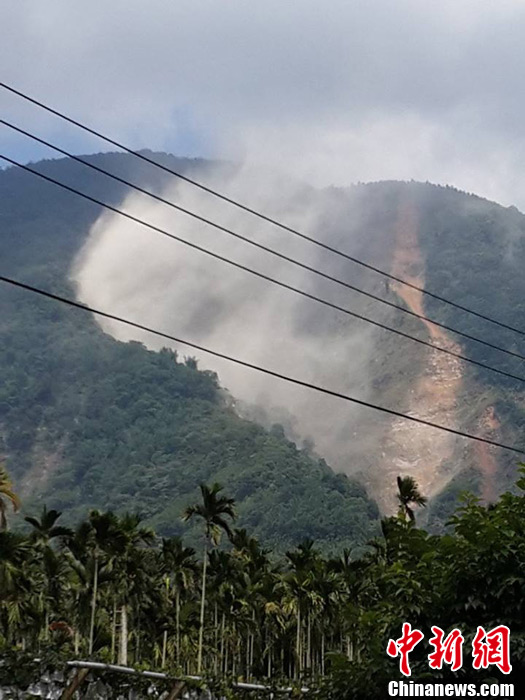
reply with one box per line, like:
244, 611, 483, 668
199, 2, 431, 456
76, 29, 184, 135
0, 152, 380, 551
2, 152, 525, 538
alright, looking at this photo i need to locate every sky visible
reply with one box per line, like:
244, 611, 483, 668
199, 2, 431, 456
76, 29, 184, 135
3, 1, 525, 486
2, 1, 525, 208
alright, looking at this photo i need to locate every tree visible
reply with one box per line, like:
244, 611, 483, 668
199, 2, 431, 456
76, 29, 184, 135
25, 507, 73, 642
158, 537, 197, 668
0, 461, 20, 531
66, 510, 123, 657
396, 475, 427, 522
0, 531, 38, 647
109, 513, 155, 666
1, 467, 524, 686
183, 483, 236, 673
25, 506, 72, 544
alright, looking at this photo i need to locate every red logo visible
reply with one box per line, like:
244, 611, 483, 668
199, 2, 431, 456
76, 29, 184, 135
387, 622, 425, 677
472, 625, 512, 674
387, 624, 512, 676
428, 626, 464, 672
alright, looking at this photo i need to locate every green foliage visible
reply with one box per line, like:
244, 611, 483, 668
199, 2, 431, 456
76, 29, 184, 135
4, 155, 525, 543
0, 299, 378, 549
396, 475, 428, 522
0, 649, 55, 688
1, 474, 525, 694
0, 154, 379, 553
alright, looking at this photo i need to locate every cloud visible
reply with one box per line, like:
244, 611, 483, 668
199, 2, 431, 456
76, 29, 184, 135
3, 0, 525, 481
71, 164, 379, 471
2, 1, 525, 206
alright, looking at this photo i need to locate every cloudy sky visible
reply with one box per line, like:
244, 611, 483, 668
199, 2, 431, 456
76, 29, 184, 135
2, 1, 525, 207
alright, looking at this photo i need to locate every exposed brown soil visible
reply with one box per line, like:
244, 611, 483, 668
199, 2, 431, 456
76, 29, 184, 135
474, 406, 500, 503
372, 199, 503, 513
374, 200, 463, 514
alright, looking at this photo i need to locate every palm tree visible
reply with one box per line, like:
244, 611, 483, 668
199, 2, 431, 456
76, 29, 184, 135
64, 510, 123, 656
159, 537, 197, 668
109, 513, 155, 666
396, 475, 427, 522
24, 507, 73, 641
281, 540, 323, 678
86, 511, 122, 657
0, 460, 20, 531
208, 548, 241, 675
0, 531, 37, 646
183, 482, 236, 673
25, 506, 72, 544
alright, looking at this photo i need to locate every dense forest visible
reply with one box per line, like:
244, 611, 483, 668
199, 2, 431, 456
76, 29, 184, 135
2, 154, 525, 695
2, 153, 525, 538
0, 153, 379, 551
0, 279, 378, 552
1, 467, 524, 696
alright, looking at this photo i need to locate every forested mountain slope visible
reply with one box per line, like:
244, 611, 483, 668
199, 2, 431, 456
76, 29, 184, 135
1, 152, 525, 539
0, 153, 379, 551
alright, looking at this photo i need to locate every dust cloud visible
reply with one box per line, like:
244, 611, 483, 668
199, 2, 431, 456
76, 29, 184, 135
72, 164, 379, 473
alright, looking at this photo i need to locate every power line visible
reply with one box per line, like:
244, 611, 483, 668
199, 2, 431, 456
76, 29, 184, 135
3, 126, 524, 367
2, 152, 525, 386
0, 273, 522, 455
2, 80, 525, 340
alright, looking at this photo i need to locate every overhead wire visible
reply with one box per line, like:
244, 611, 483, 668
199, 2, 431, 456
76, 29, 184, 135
0, 273, 522, 455
2, 152, 525, 386
3, 122, 524, 366
2, 80, 525, 339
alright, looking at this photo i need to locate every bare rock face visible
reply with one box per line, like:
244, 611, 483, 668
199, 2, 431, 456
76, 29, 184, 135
369, 196, 508, 517
369, 199, 465, 514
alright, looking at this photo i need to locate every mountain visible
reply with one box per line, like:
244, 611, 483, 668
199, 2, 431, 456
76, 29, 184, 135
0, 153, 379, 552
1, 152, 525, 539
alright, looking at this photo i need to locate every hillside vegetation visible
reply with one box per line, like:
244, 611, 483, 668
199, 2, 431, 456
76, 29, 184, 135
0, 154, 379, 551
1, 474, 524, 694
2, 152, 525, 538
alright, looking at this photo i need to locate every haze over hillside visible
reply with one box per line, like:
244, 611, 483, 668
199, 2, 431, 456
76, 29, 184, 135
2, 152, 525, 535
0, 153, 380, 552
71, 154, 525, 519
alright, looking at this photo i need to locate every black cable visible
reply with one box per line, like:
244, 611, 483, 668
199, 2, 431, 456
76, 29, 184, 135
1, 273, 522, 455
2, 80, 524, 339
4, 125, 525, 368
3, 147, 525, 377
2, 152, 525, 386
